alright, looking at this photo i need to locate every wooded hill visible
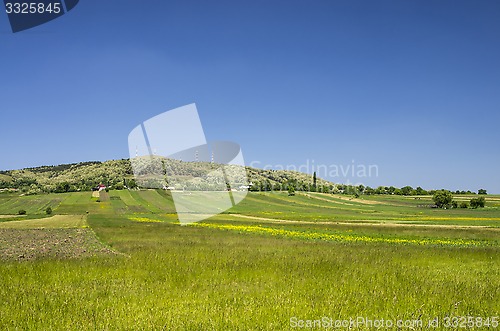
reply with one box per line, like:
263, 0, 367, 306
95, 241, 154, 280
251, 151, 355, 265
0, 159, 334, 195
0, 159, 484, 196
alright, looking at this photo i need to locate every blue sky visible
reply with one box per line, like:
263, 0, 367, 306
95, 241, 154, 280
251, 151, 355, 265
1, 0, 499, 192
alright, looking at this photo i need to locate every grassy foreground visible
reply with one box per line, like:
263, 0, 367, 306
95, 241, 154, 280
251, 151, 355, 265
0, 190, 499, 330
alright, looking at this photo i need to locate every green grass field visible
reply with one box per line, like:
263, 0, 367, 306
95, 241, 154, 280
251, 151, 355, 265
0, 190, 499, 330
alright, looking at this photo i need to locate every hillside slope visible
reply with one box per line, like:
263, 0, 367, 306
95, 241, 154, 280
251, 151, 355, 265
0, 159, 334, 194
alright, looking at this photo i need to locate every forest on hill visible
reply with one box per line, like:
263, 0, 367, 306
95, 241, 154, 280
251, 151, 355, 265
0, 159, 485, 197
0, 159, 332, 195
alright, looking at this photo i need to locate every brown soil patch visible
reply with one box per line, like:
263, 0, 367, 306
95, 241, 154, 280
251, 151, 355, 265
0, 228, 117, 261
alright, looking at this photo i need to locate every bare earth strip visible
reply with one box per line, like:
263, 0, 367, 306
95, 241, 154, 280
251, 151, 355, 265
302, 193, 364, 206
324, 194, 390, 205
305, 193, 393, 206
229, 214, 500, 231
0, 215, 120, 261
0, 228, 118, 261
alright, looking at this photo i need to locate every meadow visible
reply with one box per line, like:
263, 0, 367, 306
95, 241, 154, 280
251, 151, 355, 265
0, 190, 499, 330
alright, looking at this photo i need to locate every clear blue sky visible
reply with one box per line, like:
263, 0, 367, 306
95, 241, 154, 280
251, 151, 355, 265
1, 0, 499, 192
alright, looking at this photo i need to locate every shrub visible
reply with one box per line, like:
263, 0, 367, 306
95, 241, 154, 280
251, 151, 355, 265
459, 202, 468, 208
18, 210, 26, 215
114, 183, 125, 190
45, 207, 52, 215
470, 196, 486, 209
432, 190, 453, 208
451, 201, 458, 208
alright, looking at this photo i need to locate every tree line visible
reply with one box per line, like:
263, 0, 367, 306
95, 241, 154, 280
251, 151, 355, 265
0, 162, 489, 203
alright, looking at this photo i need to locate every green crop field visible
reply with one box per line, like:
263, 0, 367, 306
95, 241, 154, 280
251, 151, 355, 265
0, 190, 499, 330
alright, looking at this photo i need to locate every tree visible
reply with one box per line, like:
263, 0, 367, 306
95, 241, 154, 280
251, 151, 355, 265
288, 185, 295, 196
337, 184, 346, 193
478, 189, 487, 195
127, 179, 138, 189
401, 186, 413, 196
344, 185, 356, 195
432, 190, 453, 208
415, 186, 428, 195
470, 196, 485, 209
312, 172, 317, 192
357, 184, 365, 194
55, 182, 71, 193
364, 186, 375, 195
249, 183, 259, 192
265, 180, 272, 191
459, 202, 468, 208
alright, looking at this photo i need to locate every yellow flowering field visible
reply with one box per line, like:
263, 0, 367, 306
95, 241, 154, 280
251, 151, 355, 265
192, 222, 488, 247
129, 217, 163, 223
